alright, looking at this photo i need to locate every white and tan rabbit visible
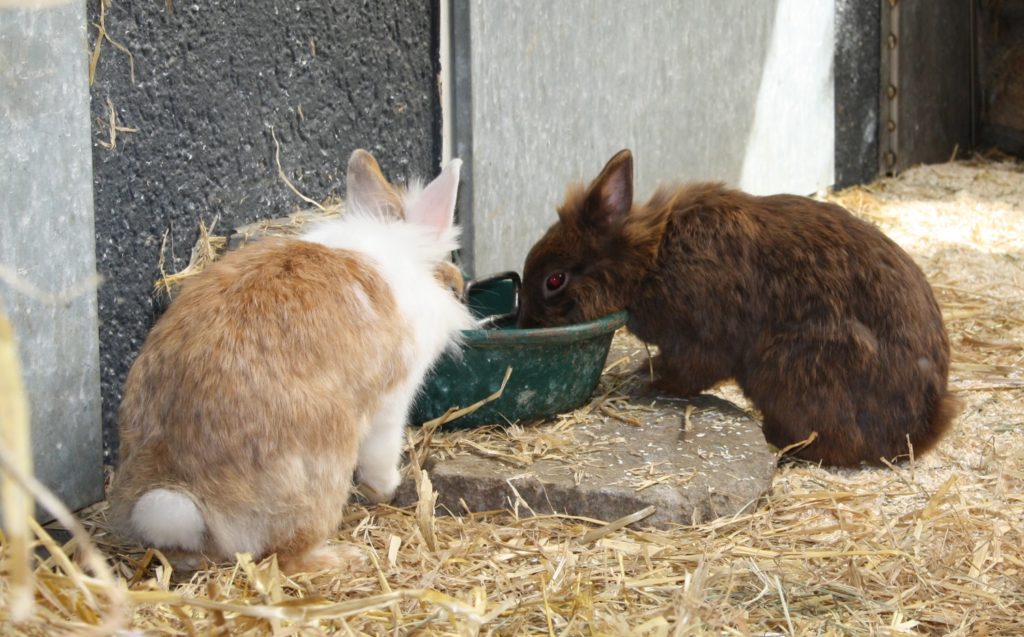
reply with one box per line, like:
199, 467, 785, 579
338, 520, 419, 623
109, 149, 473, 574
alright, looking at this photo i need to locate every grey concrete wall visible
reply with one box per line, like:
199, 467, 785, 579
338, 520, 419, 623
0, 2, 104, 512
456, 0, 836, 277
90, 1, 441, 460
834, 0, 880, 188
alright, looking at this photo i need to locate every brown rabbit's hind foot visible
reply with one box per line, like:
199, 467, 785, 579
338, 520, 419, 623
762, 415, 869, 467
277, 542, 367, 576
769, 432, 845, 468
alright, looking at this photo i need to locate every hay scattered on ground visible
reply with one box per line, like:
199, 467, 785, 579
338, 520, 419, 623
2, 157, 1023, 635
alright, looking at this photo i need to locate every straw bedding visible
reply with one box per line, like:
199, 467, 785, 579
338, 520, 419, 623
1, 157, 1022, 635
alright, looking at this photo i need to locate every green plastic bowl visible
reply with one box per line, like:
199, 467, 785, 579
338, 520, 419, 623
410, 273, 628, 428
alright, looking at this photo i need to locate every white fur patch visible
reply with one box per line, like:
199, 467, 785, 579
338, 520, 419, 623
351, 285, 375, 317
131, 488, 205, 552
300, 214, 474, 383
357, 383, 415, 502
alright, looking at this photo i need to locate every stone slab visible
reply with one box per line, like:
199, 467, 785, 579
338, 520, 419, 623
397, 393, 775, 529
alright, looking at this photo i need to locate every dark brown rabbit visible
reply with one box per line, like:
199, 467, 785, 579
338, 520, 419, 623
519, 149, 956, 466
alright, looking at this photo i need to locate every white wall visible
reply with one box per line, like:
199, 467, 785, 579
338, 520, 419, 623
739, 0, 835, 195
455, 0, 836, 276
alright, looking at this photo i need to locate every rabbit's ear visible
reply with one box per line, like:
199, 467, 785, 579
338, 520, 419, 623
346, 149, 404, 218
583, 149, 633, 228
406, 158, 462, 236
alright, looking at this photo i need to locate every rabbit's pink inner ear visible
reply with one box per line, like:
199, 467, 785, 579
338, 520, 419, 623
406, 158, 462, 235
587, 149, 634, 227
346, 149, 404, 219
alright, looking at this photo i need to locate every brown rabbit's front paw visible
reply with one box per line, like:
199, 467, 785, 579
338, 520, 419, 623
640, 375, 707, 399
630, 356, 691, 397
634, 353, 723, 398
637, 378, 668, 398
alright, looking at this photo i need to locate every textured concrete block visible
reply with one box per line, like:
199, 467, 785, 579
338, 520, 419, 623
88, 1, 441, 460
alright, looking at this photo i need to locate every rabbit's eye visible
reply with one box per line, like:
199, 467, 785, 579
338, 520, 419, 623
545, 272, 567, 293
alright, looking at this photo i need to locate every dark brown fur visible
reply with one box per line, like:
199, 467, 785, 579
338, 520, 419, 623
520, 150, 957, 466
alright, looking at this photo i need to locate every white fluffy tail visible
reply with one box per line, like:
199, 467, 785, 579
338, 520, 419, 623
130, 488, 206, 552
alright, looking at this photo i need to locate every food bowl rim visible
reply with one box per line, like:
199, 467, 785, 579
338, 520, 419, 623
457, 310, 629, 347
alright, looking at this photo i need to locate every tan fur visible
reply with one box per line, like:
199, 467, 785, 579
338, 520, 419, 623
110, 237, 407, 572
433, 261, 465, 300
113, 150, 469, 574
346, 149, 405, 219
